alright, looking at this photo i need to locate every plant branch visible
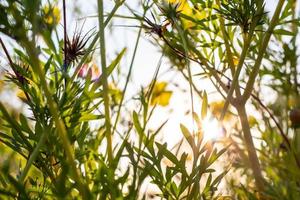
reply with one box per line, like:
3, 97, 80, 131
242, 0, 285, 101
236, 105, 264, 191
216, 0, 242, 98
220, 3, 265, 120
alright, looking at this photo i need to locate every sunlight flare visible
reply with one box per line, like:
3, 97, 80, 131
202, 117, 225, 141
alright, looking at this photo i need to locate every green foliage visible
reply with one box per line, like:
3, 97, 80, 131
0, 0, 300, 199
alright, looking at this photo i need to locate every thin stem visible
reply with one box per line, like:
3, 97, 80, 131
0, 38, 32, 102
242, 0, 285, 101
180, 70, 203, 98
173, 19, 195, 124
112, 15, 144, 135
216, 0, 241, 97
63, 0, 67, 70
97, 0, 113, 164
161, 35, 229, 98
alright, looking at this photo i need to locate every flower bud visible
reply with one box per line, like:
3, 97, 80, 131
290, 108, 300, 128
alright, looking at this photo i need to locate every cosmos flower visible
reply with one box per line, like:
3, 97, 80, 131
78, 62, 101, 81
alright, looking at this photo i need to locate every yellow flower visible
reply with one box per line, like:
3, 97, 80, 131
210, 101, 232, 121
43, 5, 61, 26
0, 79, 3, 91
150, 82, 173, 106
167, 0, 208, 29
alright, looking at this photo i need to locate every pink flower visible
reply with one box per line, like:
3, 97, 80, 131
78, 63, 101, 81
78, 64, 88, 78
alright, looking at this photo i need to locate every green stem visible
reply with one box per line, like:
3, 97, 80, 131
216, 0, 241, 97
220, 4, 265, 120
220, 33, 252, 120
97, 0, 113, 164
172, 20, 195, 122
112, 16, 143, 135
242, 0, 285, 101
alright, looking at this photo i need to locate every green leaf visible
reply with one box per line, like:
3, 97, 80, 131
273, 29, 294, 36
44, 54, 53, 74
69, 114, 104, 123
19, 114, 33, 135
180, 124, 196, 150
211, 171, 227, 186
133, 111, 143, 137
156, 143, 179, 166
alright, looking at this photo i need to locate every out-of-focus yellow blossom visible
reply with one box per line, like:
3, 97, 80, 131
167, 0, 208, 29
151, 82, 173, 106
216, 196, 232, 200
210, 101, 232, 121
0, 79, 4, 91
288, 96, 298, 108
43, 5, 61, 26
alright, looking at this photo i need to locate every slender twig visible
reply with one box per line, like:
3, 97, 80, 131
62, 0, 69, 88
112, 13, 144, 135
63, 0, 67, 71
216, 0, 242, 98
242, 0, 285, 101
97, 0, 113, 164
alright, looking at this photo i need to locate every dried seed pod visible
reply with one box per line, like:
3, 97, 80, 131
62, 27, 94, 69
290, 108, 300, 128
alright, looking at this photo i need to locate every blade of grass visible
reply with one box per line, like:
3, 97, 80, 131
97, 0, 113, 164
